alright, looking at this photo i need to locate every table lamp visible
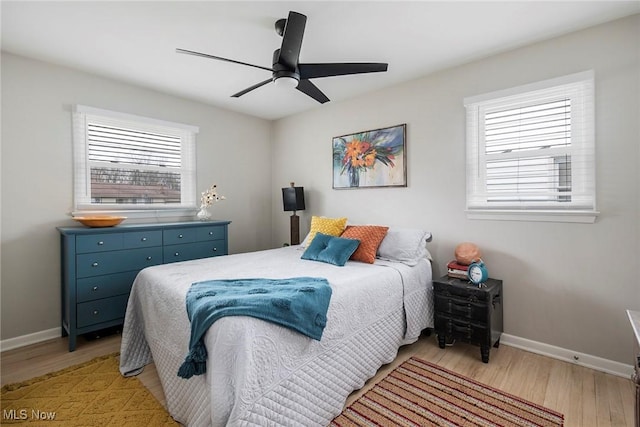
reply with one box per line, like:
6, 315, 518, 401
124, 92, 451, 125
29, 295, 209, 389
282, 182, 305, 245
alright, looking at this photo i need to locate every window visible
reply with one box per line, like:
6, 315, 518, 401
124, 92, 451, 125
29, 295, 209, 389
73, 106, 198, 214
464, 71, 597, 223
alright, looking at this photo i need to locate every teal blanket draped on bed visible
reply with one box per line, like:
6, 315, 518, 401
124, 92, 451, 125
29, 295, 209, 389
177, 277, 332, 379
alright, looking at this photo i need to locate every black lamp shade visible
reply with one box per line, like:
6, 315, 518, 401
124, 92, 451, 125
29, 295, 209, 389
282, 187, 305, 212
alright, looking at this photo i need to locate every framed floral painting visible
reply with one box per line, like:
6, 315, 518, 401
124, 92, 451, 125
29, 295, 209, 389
332, 124, 407, 189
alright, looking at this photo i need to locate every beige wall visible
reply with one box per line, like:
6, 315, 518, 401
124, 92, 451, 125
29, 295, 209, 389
0, 53, 273, 340
271, 15, 640, 364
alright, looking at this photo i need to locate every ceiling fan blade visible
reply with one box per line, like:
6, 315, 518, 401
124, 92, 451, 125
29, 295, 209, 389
231, 78, 273, 98
277, 11, 307, 69
298, 62, 388, 79
176, 48, 273, 72
296, 79, 329, 104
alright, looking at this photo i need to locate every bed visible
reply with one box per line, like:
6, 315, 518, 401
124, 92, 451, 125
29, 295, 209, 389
120, 229, 434, 426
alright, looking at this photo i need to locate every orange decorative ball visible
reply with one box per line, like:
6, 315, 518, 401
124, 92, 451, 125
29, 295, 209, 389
454, 242, 482, 265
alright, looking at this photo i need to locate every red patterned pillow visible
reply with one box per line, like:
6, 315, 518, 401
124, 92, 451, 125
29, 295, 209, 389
340, 225, 389, 264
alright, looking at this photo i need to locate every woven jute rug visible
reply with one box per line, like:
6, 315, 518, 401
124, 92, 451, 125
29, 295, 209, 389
1, 352, 178, 426
331, 356, 564, 427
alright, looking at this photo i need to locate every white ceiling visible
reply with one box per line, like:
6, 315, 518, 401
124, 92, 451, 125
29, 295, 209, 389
2, 1, 639, 120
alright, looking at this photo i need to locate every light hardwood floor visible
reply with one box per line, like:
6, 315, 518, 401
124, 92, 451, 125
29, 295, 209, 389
1, 331, 635, 426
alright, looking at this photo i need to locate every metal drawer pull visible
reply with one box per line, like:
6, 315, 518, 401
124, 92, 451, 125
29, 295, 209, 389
212, 248, 217, 252
93, 310, 99, 315
178, 234, 183, 238
141, 237, 147, 242
92, 262, 99, 267
97, 241, 104, 246
146, 256, 153, 260
175, 252, 180, 256
92, 286, 99, 291
209, 231, 214, 235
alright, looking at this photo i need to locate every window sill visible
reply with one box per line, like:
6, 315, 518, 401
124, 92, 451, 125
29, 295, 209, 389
466, 209, 599, 223
70, 207, 198, 221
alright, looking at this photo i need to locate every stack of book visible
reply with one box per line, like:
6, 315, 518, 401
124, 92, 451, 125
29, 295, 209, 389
447, 260, 469, 279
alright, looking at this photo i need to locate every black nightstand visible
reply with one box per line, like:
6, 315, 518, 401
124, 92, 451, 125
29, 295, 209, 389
433, 275, 503, 363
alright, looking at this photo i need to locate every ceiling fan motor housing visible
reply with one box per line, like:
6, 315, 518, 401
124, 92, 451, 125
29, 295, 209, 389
272, 49, 300, 83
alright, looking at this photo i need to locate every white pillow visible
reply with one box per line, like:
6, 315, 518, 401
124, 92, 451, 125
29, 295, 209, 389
377, 228, 432, 266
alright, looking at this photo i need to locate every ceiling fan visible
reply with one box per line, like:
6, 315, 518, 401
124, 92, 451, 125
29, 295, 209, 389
176, 11, 388, 104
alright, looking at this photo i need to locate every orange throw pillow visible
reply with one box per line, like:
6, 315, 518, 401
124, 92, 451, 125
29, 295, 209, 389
340, 225, 389, 264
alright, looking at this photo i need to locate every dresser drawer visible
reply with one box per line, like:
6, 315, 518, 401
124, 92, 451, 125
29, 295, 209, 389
196, 226, 225, 241
76, 271, 138, 303
77, 247, 163, 278
76, 233, 123, 254
163, 228, 197, 245
163, 243, 202, 263
163, 240, 226, 263
434, 293, 489, 320
123, 230, 162, 249
77, 294, 129, 328
191, 240, 226, 258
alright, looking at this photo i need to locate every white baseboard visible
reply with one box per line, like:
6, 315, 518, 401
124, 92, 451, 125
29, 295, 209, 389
501, 333, 634, 379
1, 328, 634, 378
0, 327, 61, 353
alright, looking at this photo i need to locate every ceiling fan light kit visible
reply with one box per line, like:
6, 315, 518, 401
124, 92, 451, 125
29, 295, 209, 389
274, 76, 299, 89
177, 11, 388, 104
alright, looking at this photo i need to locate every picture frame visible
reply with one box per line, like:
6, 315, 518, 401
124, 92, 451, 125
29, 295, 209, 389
332, 123, 407, 189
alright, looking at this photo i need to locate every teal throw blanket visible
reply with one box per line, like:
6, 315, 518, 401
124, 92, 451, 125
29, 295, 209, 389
178, 277, 332, 379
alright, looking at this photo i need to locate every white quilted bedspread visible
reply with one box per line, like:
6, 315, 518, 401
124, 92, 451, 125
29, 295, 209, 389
120, 246, 433, 426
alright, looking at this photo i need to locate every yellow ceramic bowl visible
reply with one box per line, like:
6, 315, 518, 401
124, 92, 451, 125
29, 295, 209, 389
73, 216, 126, 227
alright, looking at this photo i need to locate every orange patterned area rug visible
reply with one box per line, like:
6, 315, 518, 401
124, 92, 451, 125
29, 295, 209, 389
1, 353, 177, 426
331, 357, 564, 427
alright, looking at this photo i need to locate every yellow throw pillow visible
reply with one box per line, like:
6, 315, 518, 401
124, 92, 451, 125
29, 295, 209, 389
306, 216, 348, 246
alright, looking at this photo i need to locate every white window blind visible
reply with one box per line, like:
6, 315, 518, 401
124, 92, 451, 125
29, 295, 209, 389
73, 106, 198, 213
464, 71, 596, 222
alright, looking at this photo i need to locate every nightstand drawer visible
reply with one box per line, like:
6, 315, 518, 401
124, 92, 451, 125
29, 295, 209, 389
435, 315, 489, 343
434, 293, 489, 320
77, 271, 138, 303
77, 247, 163, 278
123, 230, 162, 249
77, 294, 129, 328
196, 226, 225, 241
433, 279, 492, 302
76, 233, 123, 254
163, 228, 197, 245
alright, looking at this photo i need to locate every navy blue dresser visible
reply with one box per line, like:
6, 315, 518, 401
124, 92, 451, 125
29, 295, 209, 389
58, 220, 230, 351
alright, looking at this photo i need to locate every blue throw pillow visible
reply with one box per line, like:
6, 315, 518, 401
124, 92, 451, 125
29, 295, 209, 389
301, 232, 360, 266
